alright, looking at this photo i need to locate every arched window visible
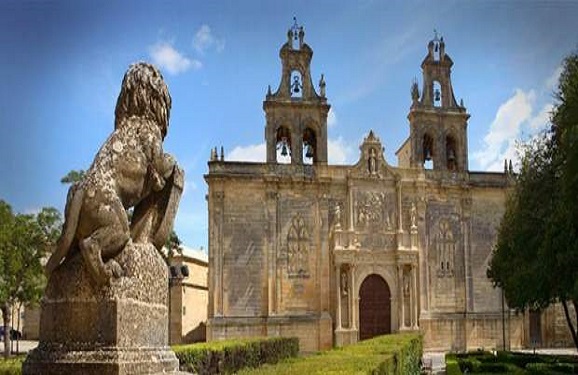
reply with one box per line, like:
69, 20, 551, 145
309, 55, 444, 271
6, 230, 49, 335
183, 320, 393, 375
422, 133, 434, 169
436, 220, 455, 278
446, 135, 457, 171
302, 127, 316, 164
290, 70, 303, 99
276, 126, 291, 164
433, 81, 442, 107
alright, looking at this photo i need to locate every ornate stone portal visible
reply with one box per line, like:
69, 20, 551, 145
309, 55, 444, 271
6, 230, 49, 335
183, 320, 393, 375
24, 63, 184, 374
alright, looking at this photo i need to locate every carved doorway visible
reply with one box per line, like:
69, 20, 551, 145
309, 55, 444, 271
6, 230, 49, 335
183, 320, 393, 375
359, 274, 391, 340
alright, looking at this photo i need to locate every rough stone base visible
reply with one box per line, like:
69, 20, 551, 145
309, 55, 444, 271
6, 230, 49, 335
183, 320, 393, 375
23, 243, 180, 374
420, 312, 525, 352
23, 346, 179, 375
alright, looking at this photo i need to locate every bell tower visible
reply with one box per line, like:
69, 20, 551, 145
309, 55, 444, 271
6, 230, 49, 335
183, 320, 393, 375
407, 33, 470, 172
264, 18, 330, 165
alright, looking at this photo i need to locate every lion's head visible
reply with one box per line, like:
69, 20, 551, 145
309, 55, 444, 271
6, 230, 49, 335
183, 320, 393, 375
114, 62, 172, 138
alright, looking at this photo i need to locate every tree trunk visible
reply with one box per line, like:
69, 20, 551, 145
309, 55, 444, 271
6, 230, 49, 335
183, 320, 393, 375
561, 300, 578, 351
1, 304, 10, 359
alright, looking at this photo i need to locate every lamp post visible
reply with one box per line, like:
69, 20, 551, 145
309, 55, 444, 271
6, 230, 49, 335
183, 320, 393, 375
168, 263, 189, 344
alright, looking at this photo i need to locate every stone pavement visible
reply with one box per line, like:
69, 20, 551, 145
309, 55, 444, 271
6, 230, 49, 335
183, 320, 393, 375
0, 340, 37, 355
422, 352, 446, 374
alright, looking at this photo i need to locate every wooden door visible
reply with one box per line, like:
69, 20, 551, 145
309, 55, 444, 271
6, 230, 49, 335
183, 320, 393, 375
359, 274, 391, 340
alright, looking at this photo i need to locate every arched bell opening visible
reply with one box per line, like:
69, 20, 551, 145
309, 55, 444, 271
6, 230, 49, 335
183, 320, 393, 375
433, 81, 442, 108
276, 126, 292, 164
422, 133, 434, 169
290, 70, 303, 99
446, 135, 457, 171
302, 127, 316, 164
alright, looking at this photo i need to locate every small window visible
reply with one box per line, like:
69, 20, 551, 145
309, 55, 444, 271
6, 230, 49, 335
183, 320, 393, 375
433, 81, 442, 107
182, 306, 186, 316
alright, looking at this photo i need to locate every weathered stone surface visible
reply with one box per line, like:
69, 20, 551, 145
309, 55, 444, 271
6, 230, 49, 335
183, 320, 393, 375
204, 25, 575, 353
24, 62, 184, 374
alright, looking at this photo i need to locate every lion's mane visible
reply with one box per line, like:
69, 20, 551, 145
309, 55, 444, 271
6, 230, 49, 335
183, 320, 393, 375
114, 62, 172, 137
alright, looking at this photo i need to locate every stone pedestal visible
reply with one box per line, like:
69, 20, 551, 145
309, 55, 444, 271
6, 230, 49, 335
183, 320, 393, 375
23, 242, 180, 375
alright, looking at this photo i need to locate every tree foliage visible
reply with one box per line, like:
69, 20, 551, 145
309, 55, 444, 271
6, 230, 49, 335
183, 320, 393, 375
488, 53, 578, 350
60, 169, 85, 184
0, 201, 61, 357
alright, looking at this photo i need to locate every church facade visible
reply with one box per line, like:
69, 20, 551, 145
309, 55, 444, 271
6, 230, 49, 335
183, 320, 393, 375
204, 24, 571, 352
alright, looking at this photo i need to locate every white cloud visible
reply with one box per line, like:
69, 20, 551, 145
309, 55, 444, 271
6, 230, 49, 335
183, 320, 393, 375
327, 108, 337, 128
149, 42, 201, 75
545, 65, 563, 92
328, 137, 356, 165
227, 143, 266, 162
528, 103, 553, 131
473, 89, 535, 171
193, 25, 225, 55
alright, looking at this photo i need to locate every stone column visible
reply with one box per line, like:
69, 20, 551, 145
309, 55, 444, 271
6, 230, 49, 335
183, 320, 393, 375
413, 264, 419, 329
396, 178, 403, 231
398, 264, 405, 329
335, 265, 342, 330
350, 265, 357, 330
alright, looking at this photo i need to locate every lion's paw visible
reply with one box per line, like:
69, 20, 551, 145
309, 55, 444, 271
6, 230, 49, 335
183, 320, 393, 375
105, 259, 124, 279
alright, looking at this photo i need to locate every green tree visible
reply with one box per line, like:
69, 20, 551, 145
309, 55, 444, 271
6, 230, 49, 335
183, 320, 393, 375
488, 53, 578, 350
0, 202, 61, 357
60, 169, 85, 184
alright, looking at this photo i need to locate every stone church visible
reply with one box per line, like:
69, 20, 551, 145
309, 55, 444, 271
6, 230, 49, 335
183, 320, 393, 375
205, 24, 572, 352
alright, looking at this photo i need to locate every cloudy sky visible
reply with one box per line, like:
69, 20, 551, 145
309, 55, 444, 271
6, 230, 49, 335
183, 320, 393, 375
1, 1, 577, 251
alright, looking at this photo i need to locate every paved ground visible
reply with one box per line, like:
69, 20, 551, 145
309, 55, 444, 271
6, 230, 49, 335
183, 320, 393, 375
515, 347, 577, 355
0, 340, 37, 355
423, 352, 446, 374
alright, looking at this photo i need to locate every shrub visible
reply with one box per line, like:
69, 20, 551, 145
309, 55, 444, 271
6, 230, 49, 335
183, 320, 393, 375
239, 332, 423, 375
457, 357, 481, 373
445, 354, 463, 375
173, 336, 299, 374
477, 362, 513, 373
526, 362, 575, 374
0, 357, 23, 375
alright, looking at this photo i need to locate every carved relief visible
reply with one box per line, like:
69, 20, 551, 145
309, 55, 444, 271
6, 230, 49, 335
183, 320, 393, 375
340, 267, 348, 296
286, 214, 310, 278
436, 219, 455, 277
354, 191, 396, 230
330, 200, 343, 229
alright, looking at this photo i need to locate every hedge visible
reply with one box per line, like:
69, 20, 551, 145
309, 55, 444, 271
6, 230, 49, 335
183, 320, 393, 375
173, 336, 299, 374
0, 357, 24, 375
445, 353, 463, 375
239, 332, 423, 375
526, 362, 576, 374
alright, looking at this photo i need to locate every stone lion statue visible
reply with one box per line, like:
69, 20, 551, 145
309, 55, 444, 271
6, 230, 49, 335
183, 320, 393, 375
45, 62, 182, 286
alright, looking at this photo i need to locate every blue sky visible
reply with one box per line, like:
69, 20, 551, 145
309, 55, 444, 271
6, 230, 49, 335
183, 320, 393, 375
1, 1, 577, 251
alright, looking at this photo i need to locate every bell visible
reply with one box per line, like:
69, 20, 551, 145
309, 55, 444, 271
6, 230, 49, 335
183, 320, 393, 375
281, 143, 288, 156
448, 149, 455, 161
425, 148, 432, 161
305, 144, 314, 158
434, 89, 441, 102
